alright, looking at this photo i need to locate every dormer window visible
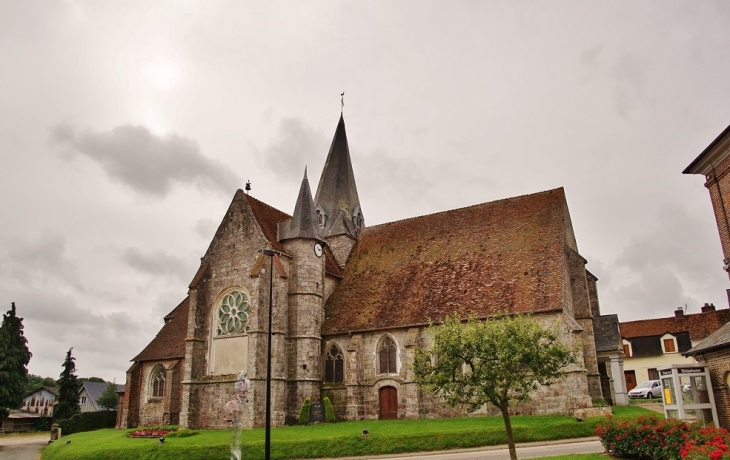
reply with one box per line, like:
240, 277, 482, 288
622, 340, 632, 358
315, 204, 327, 229
352, 206, 364, 230
661, 334, 677, 354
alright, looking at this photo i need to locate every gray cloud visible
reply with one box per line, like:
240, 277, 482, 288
2, 231, 82, 290
257, 118, 329, 183
121, 247, 194, 282
51, 123, 239, 197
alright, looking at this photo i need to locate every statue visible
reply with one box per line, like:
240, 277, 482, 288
226, 371, 250, 460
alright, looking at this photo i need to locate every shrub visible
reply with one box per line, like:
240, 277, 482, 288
57, 410, 117, 435
681, 426, 730, 459
596, 415, 730, 460
298, 397, 311, 425
323, 396, 335, 423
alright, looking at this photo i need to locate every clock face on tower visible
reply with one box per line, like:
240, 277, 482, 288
314, 243, 323, 258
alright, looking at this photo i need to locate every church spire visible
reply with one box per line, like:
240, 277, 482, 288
314, 114, 364, 239
278, 167, 324, 242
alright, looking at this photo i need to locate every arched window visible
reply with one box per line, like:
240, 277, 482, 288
216, 290, 251, 336
325, 344, 344, 383
150, 365, 166, 398
378, 336, 397, 374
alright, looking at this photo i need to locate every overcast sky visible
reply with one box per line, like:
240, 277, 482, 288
2, 1, 730, 383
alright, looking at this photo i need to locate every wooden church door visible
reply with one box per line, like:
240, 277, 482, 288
379, 386, 398, 419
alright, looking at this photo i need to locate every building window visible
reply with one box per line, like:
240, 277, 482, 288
663, 338, 676, 353
81, 396, 87, 404
648, 368, 659, 380
325, 344, 344, 383
378, 336, 397, 374
216, 290, 251, 336
622, 340, 631, 357
150, 365, 166, 398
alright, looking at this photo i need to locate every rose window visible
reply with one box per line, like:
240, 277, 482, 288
217, 291, 251, 336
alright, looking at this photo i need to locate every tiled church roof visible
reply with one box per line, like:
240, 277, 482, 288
323, 188, 572, 335
620, 309, 730, 341
133, 297, 189, 362
245, 192, 290, 253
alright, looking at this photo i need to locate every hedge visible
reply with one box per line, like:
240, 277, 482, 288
58, 410, 117, 435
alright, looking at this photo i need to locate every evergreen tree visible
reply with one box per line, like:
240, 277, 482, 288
54, 348, 82, 421
96, 382, 119, 411
0, 302, 32, 419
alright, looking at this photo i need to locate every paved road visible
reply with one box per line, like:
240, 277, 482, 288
0, 433, 47, 460
317, 438, 605, 460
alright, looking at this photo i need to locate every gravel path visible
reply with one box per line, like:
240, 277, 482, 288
0, 433, 49, 460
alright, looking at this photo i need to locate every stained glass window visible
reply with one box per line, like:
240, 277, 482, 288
378, 336, 397, 374
217, 291, 251, 336
325, 344, 344, 383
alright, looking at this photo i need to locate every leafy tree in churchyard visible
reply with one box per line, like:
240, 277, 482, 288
55, 348, 82, 421
24, 374, 57, 395
96, 382, 119, 411
412, 313, 577, 460
81, 376, 106, 383
0, 302, 32, 419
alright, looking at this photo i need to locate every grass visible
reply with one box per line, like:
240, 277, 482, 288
42, 406, 654, 460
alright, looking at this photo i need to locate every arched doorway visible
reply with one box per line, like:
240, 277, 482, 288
379, 386, 398, 420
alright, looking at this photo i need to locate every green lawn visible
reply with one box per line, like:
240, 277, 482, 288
42, 406, 652, 460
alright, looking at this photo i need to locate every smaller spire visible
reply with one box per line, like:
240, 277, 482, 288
278, 167, 324, 242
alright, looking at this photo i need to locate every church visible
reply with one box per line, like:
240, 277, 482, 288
118, 114, 625, 429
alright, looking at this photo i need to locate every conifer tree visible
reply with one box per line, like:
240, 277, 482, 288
0, 302, 32, 419
54, 348, 82, 421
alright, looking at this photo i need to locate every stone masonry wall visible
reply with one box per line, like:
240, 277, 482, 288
323, 319, 593, 421
180, 193, 290, 429
283, 238, 325, 422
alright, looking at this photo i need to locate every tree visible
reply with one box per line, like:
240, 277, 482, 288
412, 313, 577, 460
24, 374, 57, 395
0, 302, 32, 419
54, 348, 82, 421
96, 382, 119, 411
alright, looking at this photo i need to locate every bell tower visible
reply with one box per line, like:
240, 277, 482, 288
278, 168, 326, 422
314, 115, 364, 268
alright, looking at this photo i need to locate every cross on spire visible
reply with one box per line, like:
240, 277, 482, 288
341, 92, 344, 114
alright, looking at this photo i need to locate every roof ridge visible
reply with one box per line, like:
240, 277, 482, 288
362, 187, 566, 232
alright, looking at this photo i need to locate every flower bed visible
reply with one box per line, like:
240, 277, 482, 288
128, 429, 173, 438
595, 415, 730, 460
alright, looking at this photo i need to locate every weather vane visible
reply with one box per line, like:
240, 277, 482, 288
341, 92, 345, 114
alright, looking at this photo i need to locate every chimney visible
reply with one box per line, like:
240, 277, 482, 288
674, 308, 685, 318
701, 302, 716, 313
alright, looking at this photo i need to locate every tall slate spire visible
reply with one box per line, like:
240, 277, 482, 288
314, 115, 364, 239
278, 167, 324, 242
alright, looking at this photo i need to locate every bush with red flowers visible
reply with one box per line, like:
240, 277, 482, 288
596, 415, 730, 460
595, 415, 690, 459
128, 428, 174, 438
680, 426, 730, 460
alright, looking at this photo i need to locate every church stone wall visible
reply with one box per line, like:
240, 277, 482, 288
180, 195, 292, 429
326, 234, 356, 268
324, 320, 593, 422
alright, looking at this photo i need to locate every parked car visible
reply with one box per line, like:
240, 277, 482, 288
628, 380, 662, 399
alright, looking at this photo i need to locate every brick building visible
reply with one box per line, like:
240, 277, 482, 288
119, 114, 621, 429
620, 304, 730, 390
684, 124, 730, 429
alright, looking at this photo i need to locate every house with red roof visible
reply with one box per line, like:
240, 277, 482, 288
120, 114, 623, 429
620, 304, 730, 392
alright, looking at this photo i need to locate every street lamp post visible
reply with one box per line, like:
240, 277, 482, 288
260, 248, 276, 460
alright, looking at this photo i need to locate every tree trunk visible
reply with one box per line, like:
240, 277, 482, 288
499, 403, 518, 460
